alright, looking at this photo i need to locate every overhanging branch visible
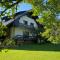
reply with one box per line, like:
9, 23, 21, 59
0, 0, 22, 15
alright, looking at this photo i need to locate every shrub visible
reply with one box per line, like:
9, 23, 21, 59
2, 38, 16, 48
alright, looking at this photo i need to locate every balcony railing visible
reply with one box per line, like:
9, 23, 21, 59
13, 35, 37, 41
16, 23, 36, 30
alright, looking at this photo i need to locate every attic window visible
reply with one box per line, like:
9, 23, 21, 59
30, 23, 34, 27
24, 20, 28, 25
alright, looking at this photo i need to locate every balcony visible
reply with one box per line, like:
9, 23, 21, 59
14, 22, 36, 31
13, 35, 37, 41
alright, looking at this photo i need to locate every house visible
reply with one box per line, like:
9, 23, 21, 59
2, 11, 43, 44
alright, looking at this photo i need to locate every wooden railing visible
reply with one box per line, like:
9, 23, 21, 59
13, 35, 37, 41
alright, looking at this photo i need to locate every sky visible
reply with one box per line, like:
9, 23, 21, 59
17, 3, 32, 12
0, 2, 32, 12
0, 2, 60, 20
0, 2, 32, 21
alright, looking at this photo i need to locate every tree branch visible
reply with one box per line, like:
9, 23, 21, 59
0, 0, 22, 15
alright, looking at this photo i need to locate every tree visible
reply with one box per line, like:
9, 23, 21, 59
0, 0, 60, 44
0, 22, 7, 50
0, 0, 25, 36
29, 0, 60, 44
0, 22, 7, 37
0, 0, 23, 17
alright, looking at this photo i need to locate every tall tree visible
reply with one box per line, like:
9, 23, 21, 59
29, 0, 60, 44
0, 0, 60, 44
0, 0, 23, 17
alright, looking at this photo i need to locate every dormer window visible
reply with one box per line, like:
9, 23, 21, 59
30, 23, 34, 27
24, 20, 28, 25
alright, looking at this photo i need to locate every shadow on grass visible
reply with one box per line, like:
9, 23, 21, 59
9, 43, 60, 52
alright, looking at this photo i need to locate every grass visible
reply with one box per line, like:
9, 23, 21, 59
0, 43, 60, 60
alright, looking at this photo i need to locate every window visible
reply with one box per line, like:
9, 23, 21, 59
30, 23, 34, 27
24, 20, 28, 25
23, 31, 29, 38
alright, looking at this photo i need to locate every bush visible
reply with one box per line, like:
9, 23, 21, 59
42, 24, 60, 44
2, 38, 16, 48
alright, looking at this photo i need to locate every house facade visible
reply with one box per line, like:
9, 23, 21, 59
2, 11, 41, 44
11, 13, 38, 38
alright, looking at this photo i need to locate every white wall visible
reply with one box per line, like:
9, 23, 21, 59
15, 27, 23, 36
10, 15, 38, 38
11, 27, 23, 38
11, 27, 35, 38
19, 15, 38, 28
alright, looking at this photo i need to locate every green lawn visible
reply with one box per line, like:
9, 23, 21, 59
0, 44, 60, 60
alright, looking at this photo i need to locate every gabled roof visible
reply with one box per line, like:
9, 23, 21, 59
2, 11, 38, 26
14, 11, 26, 17
2, 19, 14, 26
2, 16, 11, 21
14, 11, 38, 19
2, 11, 43, 28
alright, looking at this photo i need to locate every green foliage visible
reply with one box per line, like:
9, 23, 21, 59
0, 0, 22, 17
42, 22, 60, 44
0, 0, 60, 44
0, 22, 7, 37
29, 0, 60, 44
2, 38, 15, 47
